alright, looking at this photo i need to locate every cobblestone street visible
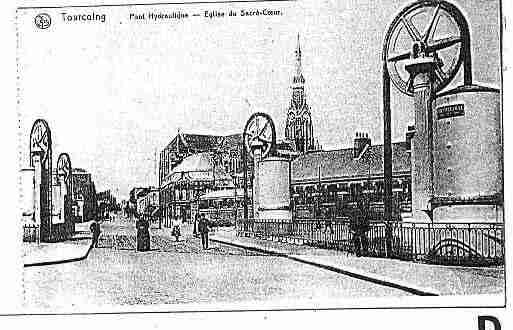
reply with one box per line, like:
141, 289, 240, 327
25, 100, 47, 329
23, 218, 411, 312
95, 220, 259, 256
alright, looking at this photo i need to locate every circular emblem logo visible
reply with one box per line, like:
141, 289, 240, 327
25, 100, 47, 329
34, 13, 51, 29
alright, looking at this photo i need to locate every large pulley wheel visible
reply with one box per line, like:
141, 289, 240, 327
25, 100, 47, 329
57, 153, 72, 183
30, 119, 51, 167
243, 112, 276, 158
384, 0, 469, 96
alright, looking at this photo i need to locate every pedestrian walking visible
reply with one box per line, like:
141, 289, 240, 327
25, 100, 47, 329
198, 214, 210, 249
193, 213, 200, 238
90, 220, 101, 248
350, 199, 370, 257
171, 216, 181, 242
324, 209, 334, 235
136, 215, 150, 251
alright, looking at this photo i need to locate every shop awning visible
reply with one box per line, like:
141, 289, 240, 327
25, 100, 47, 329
161, 152, 233, 186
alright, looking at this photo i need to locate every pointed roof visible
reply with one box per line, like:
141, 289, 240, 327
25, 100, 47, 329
216, 133, 243, 152
293, 33, 306, 86
164, 133, 220, 154
162, 152, 233, 186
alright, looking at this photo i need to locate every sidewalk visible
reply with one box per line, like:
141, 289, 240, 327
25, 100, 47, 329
210, 228, 505, 297
23, 225, 92, 267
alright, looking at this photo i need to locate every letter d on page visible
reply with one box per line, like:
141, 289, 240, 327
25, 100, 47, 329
478, 316, 501, 330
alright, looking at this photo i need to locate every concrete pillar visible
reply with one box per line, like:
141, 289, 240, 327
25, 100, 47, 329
58, 174, 67, 223
405, 57, 436, 221
32, 154, 42, 226
251, 143, 263, 220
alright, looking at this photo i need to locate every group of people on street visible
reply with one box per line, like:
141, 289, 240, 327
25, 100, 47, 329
91, 202, 370, 256
166, 213, 210, 248
89, 212, 212, 251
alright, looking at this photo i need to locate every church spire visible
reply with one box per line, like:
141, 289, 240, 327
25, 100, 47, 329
286, 34, 315, 154
293, 33, 305, 86
296, 33, 301, 61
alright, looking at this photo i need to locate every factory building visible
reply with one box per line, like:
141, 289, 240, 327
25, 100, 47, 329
291, 132, 412, 219
72, 168, 97, 222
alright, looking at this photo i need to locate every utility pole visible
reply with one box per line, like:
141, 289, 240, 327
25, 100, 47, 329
317, 164, 321, 219
154, 148, 158, 188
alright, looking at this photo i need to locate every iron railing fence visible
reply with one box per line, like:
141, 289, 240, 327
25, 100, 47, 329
22, 223, 75, 243
22, 224, 40, 243
237, 219, 504, 266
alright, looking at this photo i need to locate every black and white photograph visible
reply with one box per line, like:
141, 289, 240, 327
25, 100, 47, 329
7, 0, 509, 323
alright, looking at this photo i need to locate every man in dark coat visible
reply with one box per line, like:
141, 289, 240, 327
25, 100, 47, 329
193, 213, 200, 238
90, 220, 101, 248
350, 199, 370, 256
136, 216, 150, 251
198, 214, 210, 250
324, 209, 334, 235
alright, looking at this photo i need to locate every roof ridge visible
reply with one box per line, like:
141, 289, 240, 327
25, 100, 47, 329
291, 140, 411, 181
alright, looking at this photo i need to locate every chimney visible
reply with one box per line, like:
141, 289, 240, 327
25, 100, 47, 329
353, 132, 371, 158
406, 125, 415, 151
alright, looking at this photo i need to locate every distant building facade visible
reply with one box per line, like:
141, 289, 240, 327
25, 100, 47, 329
72, 168, 97, 222
129, 187, 151, 215
136, 187, 159, 216
291, 132, 412, 219
158, 131, 252, 226
96, 189, 118, 218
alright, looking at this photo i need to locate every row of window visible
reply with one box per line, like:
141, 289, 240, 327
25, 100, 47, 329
199, 199, 244, 209
292, 178, 411, 204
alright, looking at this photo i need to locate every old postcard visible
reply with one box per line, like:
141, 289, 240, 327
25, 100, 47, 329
11, 0, 509, 325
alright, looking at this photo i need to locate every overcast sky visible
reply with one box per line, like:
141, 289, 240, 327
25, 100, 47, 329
17, 0, 501, 199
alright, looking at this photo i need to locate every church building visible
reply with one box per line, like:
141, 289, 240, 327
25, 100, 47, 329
284, 35, 317, 154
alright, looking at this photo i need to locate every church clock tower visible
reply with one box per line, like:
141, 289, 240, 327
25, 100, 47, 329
285, 34, 315, 154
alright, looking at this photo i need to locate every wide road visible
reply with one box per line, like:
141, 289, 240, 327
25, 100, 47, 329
23, 217, 410, 312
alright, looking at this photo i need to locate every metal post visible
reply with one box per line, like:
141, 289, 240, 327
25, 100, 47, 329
233, 181, 237, 228
289, 157, 293, 221
252, 145, 262, 220
383, 62, 393, 257
212, 152, 216, 187
243, 144, 248, 220
318, 165, 321, 219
